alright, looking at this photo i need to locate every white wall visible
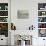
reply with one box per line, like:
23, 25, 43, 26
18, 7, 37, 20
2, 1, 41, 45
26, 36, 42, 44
11, 0, 38, 30
11, 0, 46, 30
11, 0, 46, 46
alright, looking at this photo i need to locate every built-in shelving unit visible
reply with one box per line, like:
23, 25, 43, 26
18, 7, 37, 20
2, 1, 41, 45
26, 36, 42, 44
0, 3, 8, 37
38, 3, 46, 37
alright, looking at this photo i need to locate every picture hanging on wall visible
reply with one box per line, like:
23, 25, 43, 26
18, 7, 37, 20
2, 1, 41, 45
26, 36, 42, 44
17, 10, 29, 19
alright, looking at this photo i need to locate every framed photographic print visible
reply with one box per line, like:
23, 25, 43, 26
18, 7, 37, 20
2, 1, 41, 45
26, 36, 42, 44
17, 10, 29, 19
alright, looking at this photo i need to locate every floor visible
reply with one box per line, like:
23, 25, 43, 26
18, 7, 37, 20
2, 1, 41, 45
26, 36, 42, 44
0, 45, 8, 46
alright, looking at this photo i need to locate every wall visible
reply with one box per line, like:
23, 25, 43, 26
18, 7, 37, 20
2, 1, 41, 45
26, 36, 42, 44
11, 0, 46, 46
11, 0, 46, 30
11, 0, 38, 30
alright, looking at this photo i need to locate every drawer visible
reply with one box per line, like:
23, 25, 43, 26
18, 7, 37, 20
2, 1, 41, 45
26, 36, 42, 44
0, 37, 8, 45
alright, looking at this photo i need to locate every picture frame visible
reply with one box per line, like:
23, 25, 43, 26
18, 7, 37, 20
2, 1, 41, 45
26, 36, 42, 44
17, 10, 29, 19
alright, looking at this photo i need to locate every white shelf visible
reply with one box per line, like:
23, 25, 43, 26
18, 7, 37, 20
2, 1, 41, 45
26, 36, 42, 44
0, 10, 8, 11
38, 10, 46, 11
38, 16, 46, 17
0, 22, 8, 23
0, 16, 8, 17
38, 22, 46, 23
38, 28, 46, 29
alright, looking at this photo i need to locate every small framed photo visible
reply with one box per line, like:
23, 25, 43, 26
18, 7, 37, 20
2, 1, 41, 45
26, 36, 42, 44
17, 10, 29, 19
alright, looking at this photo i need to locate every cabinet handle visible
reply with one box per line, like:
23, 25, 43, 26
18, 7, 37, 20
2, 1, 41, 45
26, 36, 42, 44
1, 39, 3, 40
43, 39, 45, 40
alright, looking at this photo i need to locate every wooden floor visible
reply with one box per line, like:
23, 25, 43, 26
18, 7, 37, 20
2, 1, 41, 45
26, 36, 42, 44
0, 45, 8, 46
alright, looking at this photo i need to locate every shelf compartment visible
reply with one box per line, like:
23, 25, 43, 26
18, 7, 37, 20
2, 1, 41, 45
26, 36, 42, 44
38, 29, 46, 37
38, 3, 46, 10
0, 23, 8, 30
38, 17, 46, 22
0, 23, 8, 37
38, 23, 46, 28
38, 11, 46, 16
0, 3, 8, 10
0, 11, 8, 16
0, 17, 8, 22
0, 30, 8, 37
